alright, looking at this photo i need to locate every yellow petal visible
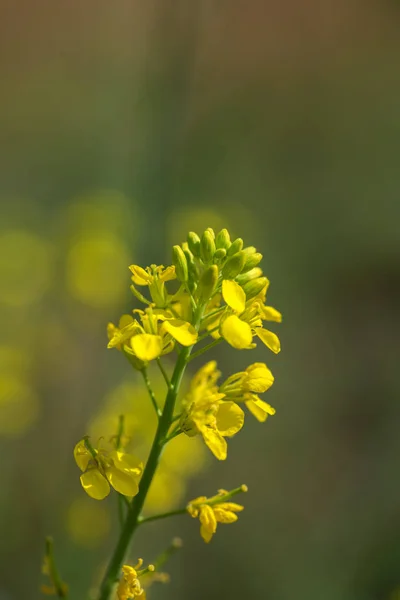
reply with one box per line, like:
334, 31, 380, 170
213, 507, 239, 523
245, 363, 274, 393
74, 439, 91, 472
221, 315, 253, 349
217, 502, 244, 512
199, 504, 217, 542
130, 333, 163, 361
222, 280, 246, 314
107, 320, 140, 349
158, 265, 176, 282
245, 397, 276, 422
201, 427, 227, 460
106, 466, 140, 497
254, 327, 281, 354
161, 319, 198, 346
129, 265, 152, 286
261, 305, 282, 323
80, 468, 110, 500
216, 401, 244, 436
109, 451, 143, 477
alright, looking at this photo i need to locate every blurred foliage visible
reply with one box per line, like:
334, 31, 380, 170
1, 0, 400, 599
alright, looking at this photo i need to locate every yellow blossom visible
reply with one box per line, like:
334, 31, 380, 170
74, 439, 143, 500
180, 362, 244, 460
129, 263, 176, 307
187, 490, 244, 543
220, 362, 276, 422
117, 560, 154, 600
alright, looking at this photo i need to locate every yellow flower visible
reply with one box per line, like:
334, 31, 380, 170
180, 362, 244, 460
117, 560, 154, 600
107, 308, 197, 363
74, 439, 143, 500
187, 491, 244, 543
129, 263, 176, 307
220, 362, 276, 422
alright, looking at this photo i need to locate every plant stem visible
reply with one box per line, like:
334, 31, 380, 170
141, 369, 162, 418
188, 338, 222, 362
138, 508, 187, 525
97, 305, 204, 600
156, 357, 171, 387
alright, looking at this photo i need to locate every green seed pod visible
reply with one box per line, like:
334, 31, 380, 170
200, 230, 216, 263
236, 267, 263, 285
172, 245, 188, 282
243, 277, 269, 300
227, 238, 243, 256
187, 231, 201, 257
215, 228, 231, 250
213, 247, 227, 263
242, 252, 263, 272
221, 251, 247, 279
198, 265, 218, 303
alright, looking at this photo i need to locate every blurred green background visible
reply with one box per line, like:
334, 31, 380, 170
1, 1, 400, 598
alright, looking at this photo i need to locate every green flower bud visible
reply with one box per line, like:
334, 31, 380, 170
236, 267, 263, 285
213, 248, 227, 263
242, 277, 269, 300
187, 231, 201, 257
242, 252, 263, 272
183, 247, 199, 282
215, 228, 231, 250
200, 230, 216, 263
198, 265, 218, 303
227, 238, 243, 256
221, 251, 246, 279
242, 245, 256, 255
205, 227, 215, 239
172, 245, 188, 282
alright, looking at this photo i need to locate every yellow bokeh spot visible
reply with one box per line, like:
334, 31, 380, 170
67, 496, 110, 547
0, 230, 52, 306
66, 234, 130, 308
146, 469, 185, 513
0, 375, 39, 436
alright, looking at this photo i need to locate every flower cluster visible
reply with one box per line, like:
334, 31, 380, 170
117, 559, 154, 600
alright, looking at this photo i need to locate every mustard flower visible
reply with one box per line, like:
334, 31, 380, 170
180, 361, 244, 460
117, 559, 154, 600
74, 439, 143, 500
130, 263, 176, 308
220, 362, 276, 422
187, 490, 244, 543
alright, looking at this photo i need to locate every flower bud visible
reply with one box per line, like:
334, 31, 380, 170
205, 227, 215, 239
215, 228, 231, 250
242, 252, 263, 272
213, 247, 227, 263
187, 231, 201, 257
183, 247, 199, 282
172, 245, 189, 282
242, 245, 256, 255
227, 238, 243, 256
236, 267, 263, 285
198, 265, 218, 303
242, 277, 269, 300
221, 251, 247, 279
200, 230, 216, 263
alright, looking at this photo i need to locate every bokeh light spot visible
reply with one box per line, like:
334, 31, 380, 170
67, 496, 110, 548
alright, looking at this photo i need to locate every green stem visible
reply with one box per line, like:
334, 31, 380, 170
97, 305, 204, 600
156, 357, 171, 388
138, 508, 187, 525
188, 338, 223, 362
45, 537, 68, 598
141, 369, 162, 418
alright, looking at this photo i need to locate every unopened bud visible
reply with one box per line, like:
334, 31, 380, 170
242, 245, 256, 255
242, 277, 269, 299
200, 230, 216, 263
172, 245, 188, 282
242, 252, 263, 272
227, 238, 243, 256
236, 267, 263, 285
205, 227, 215, 239
213, 247, 227, 263
187, 231, 201, 257
221, 251, 247, 279
183, 247, 199, 283
198, 265, 218, 303
215, 228, 231, 250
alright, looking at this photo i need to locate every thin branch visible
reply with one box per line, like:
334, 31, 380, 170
188, 338, 223, 362
141, 369, 162, 418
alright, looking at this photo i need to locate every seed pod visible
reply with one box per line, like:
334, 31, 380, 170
221, 251, 246, 279
213, 248, 227, 263
215, 228, 231, 250
198, 265, 218, 303
242, 252, 263, 272
242, 277, 269, 300
227, 238, 243, 256
236, 267, 263, 285
172, 245, 189, 282
200, 230, 216, 263
187, 231, 201, 257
